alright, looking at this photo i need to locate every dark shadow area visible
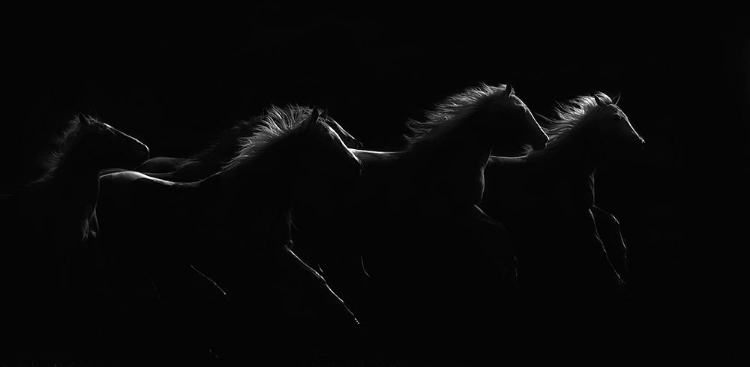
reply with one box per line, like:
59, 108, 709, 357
1, 4, 745, 366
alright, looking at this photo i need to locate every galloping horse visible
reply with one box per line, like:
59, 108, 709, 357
91, 108, 363, 269
481, 92, 645, 362
95, 105, 363, 363
0, 115, 149, 363
134, 106, 362, 181
482, 92, 644, 295
291, 83, 548, 354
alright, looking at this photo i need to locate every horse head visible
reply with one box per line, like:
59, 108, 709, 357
319, 108, 364, 149
593, 93, 645, 161
78, 115, 150, 170
486, 84, 548, 156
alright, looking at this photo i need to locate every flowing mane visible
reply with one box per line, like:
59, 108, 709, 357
525, 92, 615, 155
405, 83, 511, 148
182, 105, 341, 171
37, 114, 94, 181
221, 104, 313, 173
177, 117, 263, 169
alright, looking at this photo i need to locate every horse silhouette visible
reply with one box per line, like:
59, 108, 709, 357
481, 92, 645, 362
290, 83, 549, 357
0, 114, 149, 364
95, 105, 363, 363
132, 106, 362, 181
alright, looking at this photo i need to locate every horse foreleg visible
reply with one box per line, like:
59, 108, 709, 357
276, 245, 360, 327
591, 206, 628, 283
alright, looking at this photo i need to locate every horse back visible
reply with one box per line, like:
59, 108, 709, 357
136, 156, 187, 174
98, 171, 208, 244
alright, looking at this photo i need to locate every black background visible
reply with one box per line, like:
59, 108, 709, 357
2, 4, 747, 364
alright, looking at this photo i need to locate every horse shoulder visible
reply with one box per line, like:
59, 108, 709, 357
99, 171, 175, 220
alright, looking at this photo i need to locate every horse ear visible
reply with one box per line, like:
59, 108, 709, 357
506, 84, 514, 98
320, 107, 329, 121
305, 107, 320, 128
613, 93, 622, 105
595, 94, 607, 107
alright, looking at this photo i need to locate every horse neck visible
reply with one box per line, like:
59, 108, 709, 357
530, 125, 602, 178
190, 127, 247, 169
